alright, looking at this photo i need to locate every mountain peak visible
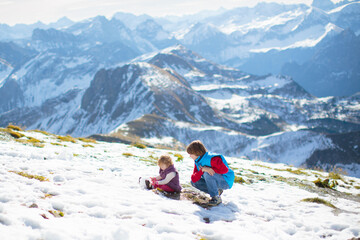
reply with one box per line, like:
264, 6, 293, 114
311, 0, 335, 11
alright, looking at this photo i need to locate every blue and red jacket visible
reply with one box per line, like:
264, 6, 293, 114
191, 152, 235, 188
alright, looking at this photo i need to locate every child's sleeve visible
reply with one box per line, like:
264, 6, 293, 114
157, 172, 176, 185
210, 156, 228, 174
191, 164, 203, 182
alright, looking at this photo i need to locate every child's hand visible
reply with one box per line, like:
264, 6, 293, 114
201, 166, 215, 176
150, 177, 157, 185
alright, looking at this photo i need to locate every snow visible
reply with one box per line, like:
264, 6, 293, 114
250, 23, 339, 53
247, 75, 289, 90
0, 67, 12, 88
0, 129, 359, 240
141, 136, 177, 146
328, 1, 360, 14
252, 130, 333, 166
63, 57, 90, 69
192, 84, 249, 92
137, 62, 180, 90
220, 9, 304, 35
11, 52, 96, 108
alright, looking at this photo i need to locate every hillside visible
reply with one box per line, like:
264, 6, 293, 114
0, 126, 359, 239
0, 44, 359, 177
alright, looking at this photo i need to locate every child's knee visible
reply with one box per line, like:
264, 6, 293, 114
203, 172, 213, 178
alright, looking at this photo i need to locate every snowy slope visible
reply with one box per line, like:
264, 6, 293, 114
0, 60, 13, 88
0, 127, 360, 240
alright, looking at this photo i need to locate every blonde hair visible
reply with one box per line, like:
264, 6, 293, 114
158, 155, 173, 167
186, 140, 207, 156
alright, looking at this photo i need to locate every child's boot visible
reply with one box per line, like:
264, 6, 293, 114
145, 180, 152, 190
208, 196, 222, 206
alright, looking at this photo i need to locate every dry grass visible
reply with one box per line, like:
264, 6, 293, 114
6, 124, 24, 131
57, 135, 77, 143
132, 143, 147, 149
78, 137, 97, 143
122, 153, 134, 157
16, 137, 45, 148
301, 197, 336, 209
234, 176, 246, 184
48, 210, 64, 218
9, 171, 49, 182
0, 128, 25, 139
275, 168, 309, 176
82, 144, 94, 148
313, 178, 338, 189
173, 153, 184, 162
29, 129, 52, 136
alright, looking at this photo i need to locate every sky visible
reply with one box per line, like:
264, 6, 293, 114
0, 0, 314, 26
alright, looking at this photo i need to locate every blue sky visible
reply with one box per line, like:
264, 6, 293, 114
0, 0, 315, 25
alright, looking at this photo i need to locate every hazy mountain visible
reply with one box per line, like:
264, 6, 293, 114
0, 17, 74, 41
1, 1, 359, 97
281, 29, 360, 97
158, 1, 360, 97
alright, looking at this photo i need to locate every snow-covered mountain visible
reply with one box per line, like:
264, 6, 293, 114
159, 1, 360, 97
0, 127, 359, 239
0, 2, 359, 176
0, 17, 74, 42
281, 28, 360, 97
106, 45, 359, 176
0, 42, 359, 176
1, 1, 359, 97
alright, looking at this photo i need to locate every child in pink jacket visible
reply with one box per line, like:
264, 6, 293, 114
146, 155, 182, 193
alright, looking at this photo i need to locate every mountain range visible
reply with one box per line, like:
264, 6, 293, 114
0, 1, 359, 176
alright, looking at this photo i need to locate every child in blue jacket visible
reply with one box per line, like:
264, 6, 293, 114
186, 140, 235, 206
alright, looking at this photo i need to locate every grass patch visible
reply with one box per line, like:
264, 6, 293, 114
48, 210, 64, 218
139, 155, 158, 166
41, 193, 55, 199
0, 128, 25, 138
354, 186, 360, 190
7, 124, 23, 131
253, 164, 272, 169
196, 235, 208, 240
57, 135, 77, 143
122, 152, 134, 157
271, 175, 310, 190
16, 137, 45, 148
51, 142, 64, 146
234, 176, 246, 184
29, 129, 52, 136
131, 143, 147, 149
313, 178, 338, 189
78, 137, 97, 143
301, 197, 336, 209
9, 171, 49, 182
328, 172, 342, 180
272, 175, 287, 182
174, 153, 183, 162
275, 168, 309, 176
82, 144, 94, 148
182, 189, 209, 204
